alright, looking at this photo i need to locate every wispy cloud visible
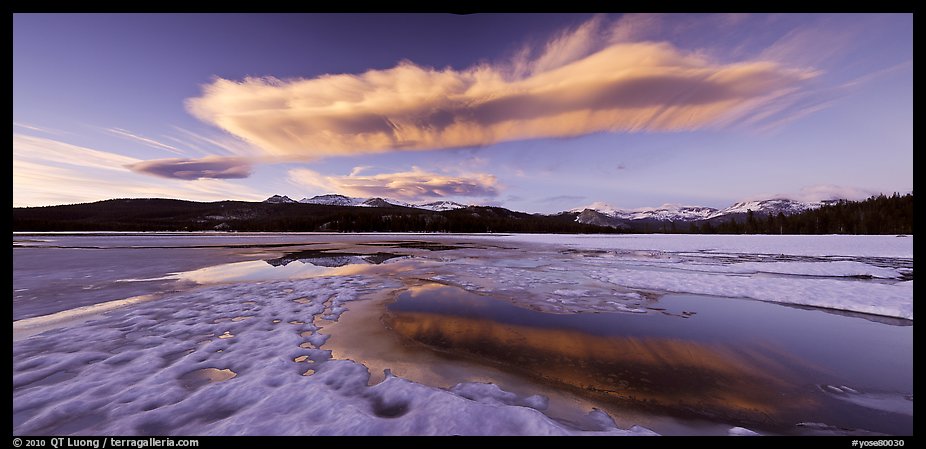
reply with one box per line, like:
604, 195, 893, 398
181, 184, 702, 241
14, 133, 140, 170
171, 126, 260, 157
743, 184, 880, 203
128, 156, 253, 180
13, 134, 266, 207
13, 122, 63, 135
539, 194, 586, 203
187, 15, 817, 160
107, 128, 187, 155
288, 167, 499, 201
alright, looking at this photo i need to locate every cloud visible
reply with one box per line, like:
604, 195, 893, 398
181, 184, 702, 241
128, 156, 253, 180
107, 128, 187, 155
13, 134, 266, 207
14, 122, 63, 135
743, 184, 880, 203
14, 133, 140, 170
171, 126, 262, 158
786, 185, 880, 203
538, 194, 586, 203
288, 167, 499, 200
187, 16, 817, 160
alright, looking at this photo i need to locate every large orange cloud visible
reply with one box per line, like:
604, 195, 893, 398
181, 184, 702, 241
187, 18, 817, 160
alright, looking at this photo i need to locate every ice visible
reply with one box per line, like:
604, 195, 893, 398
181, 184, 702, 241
449, 382, 549, 411
12, 275, 653, 436
728, 426, 761, 436
712, 261, 903, 278
13, 233, 913, 435
435, 234, 913, 319
818, 385, 913, 416
460, 234, 913, 258
588, 267, 912, 319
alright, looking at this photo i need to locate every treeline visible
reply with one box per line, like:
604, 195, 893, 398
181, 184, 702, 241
679, 193, 913, 235
12, 193, 913, 235
12, 199, 619, 234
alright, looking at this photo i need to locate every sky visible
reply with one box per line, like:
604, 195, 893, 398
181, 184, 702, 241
13, 13, 912, 213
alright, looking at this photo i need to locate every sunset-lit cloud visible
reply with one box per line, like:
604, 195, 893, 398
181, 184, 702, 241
288, 167, 499, 200
187, 16, 817, 160
128, 156, 253, 180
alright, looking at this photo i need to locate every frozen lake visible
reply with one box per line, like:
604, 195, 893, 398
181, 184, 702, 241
12, 233, 913, 436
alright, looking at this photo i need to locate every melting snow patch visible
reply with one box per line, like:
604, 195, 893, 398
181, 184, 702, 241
13, 276, 655, 436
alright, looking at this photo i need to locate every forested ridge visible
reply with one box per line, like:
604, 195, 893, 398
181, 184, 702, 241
13, 193, 912, 234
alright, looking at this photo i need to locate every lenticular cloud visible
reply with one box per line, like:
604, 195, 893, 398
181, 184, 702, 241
186, 20, 816, 160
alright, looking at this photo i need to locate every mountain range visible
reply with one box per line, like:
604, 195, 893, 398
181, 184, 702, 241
267, 193, 834, 226
265, 194, 467, 212
567, 198, 840, 229
15, 193, 909, 234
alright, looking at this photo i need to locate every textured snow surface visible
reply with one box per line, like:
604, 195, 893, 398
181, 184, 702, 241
13, 233, 912, 435
467, 234, 913, 258
12, 275, 654, 436
443, 234, 913, 319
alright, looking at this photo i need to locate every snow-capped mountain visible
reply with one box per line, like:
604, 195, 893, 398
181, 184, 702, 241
573, 198, 830, 223
416, 200, 467, 211
707, 198, 828, 219
264, 195, 296, 204
571, 203, 718, 221
358, 197, 416, 208
268, 193, 468, 211
298, 194, 365, 206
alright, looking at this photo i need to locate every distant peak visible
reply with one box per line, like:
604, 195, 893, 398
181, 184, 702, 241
417, 200, 467, 211
570, 201, 619, 214
264, 195, 295, 203
299, 194, 361, 206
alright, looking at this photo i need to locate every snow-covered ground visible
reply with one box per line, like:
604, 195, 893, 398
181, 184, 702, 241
12, 274, 654, 436
466, 233, 913, 258
442, 234, 914, 319
12, 233, 913, 435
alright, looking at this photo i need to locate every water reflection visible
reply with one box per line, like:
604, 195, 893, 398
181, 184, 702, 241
265, 250, 404, 267
170, 250, 406, 284
178, 368, 237, 391
384, 284, 913, 434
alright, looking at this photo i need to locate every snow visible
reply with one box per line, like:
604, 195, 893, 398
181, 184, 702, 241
571, 202, 718, 221
416, 201, 467, 211
292, 194, 460, 211
299, 194, 365, 206
570, 201, 622, 216
728, 426, 761, 436
438, 234, 913, 319
718, 261, 902, 278
587, 266, 912, 319
263, 195, 296, 203
818, 385, 913, 416
12, 233, 913, 435
709, 198, 821, 218
571, 197, 826, 221
12, 273, 655, 436
466, 234, 913, 258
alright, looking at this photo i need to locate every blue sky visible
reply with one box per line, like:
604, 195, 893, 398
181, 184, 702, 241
13, 13, 912, 213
